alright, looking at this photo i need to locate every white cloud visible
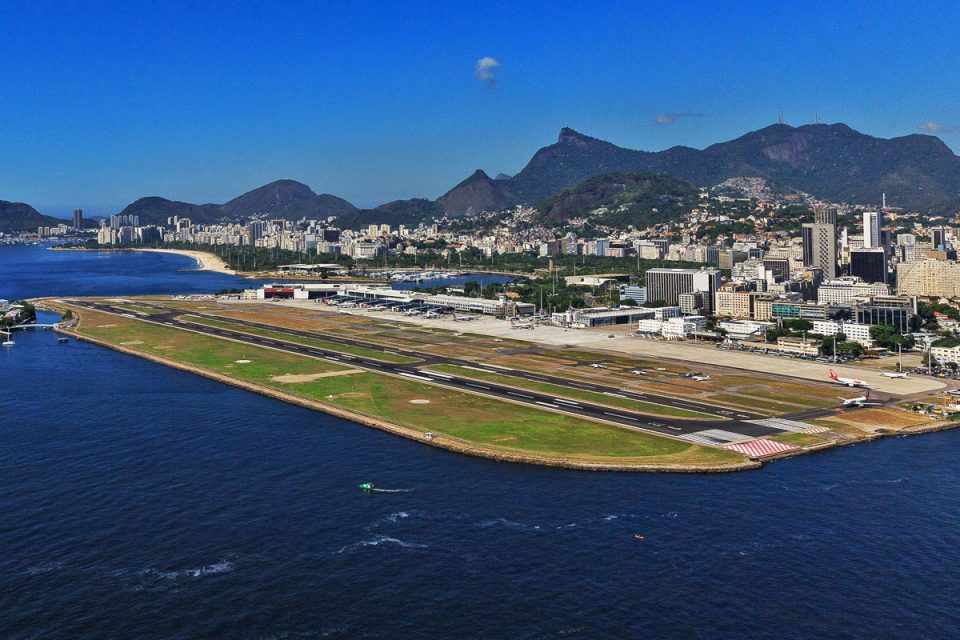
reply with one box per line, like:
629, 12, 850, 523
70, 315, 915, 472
475, 56, 501, 88
919, 121, 955, 134
655, 112, 704, 126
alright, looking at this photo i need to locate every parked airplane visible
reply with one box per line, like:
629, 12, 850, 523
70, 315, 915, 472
590, 363, 604, 369
881, 372, 908, 379
691, 375, 711, 381
631, 369, 647, 375
841, 390, 882, 408
829, 369, 870, 388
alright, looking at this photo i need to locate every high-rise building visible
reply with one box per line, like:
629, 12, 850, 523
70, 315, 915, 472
863, 211, 881, 249
761, 257, 790, 282
855, 296, 917, 333
896, 260, 960, 298
850, 247, 887, 284
110, 214, 139, 229
801, 208, 838, 278
72, 208, 83, 230
932, 227, 947, 251
645, 268, 721, 312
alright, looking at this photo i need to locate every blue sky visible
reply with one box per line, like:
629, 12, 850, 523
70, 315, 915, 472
2, 0, 960, 216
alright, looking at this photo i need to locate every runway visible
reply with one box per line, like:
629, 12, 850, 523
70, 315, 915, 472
68, 300, 799, 444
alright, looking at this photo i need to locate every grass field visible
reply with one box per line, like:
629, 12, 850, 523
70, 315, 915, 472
178, 314, 420, 364
770, 432, 834, 447
70, 306, 743, 467
423, 364, 720, 420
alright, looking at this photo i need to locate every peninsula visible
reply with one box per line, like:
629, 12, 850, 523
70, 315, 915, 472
41, 295, 955, 473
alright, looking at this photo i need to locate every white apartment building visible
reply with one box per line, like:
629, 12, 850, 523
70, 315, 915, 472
351, 241, 383, 260
662, 315, 707, 339
718, 320, 773, 340
637, 316, 706, 339
817, 278, 889, 304
930, 344, 960, 365
811, 320, 874, 347
637, 318, 665, 334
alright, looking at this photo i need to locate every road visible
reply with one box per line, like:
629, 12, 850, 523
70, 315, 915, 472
67, 299, 804, 444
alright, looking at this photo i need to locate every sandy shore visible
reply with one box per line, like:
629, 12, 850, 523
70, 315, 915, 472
136, 249, 236, 275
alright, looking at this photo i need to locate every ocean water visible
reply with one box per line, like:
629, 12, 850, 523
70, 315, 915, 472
2, 245, 959, 639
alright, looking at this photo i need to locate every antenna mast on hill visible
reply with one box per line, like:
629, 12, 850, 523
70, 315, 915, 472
778, 110, 785, 125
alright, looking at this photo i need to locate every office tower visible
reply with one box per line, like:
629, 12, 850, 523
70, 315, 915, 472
801, 208, 838, 278
705, 245, 721, 267
761, 257, 790, 282
933, 227, 947, 250
645, 268, 720, 311
849, 248, 887, 284
863, 211, 881, 249
72, 208, 83, 230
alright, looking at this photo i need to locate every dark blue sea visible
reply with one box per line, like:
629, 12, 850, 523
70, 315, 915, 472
2, 245, 958, 639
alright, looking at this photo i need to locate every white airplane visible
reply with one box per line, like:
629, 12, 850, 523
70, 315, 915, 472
590, 363, 604, 369
631, 369, 647, 375
829, 369, 870, 388
691, 375, 711, 382
881, 372, 908, 379
841, 391, 881, 408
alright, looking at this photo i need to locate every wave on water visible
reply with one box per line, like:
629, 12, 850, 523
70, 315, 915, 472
123, 560, 236, 581
385, 510, 410, 522
477, 517, 542, 532
24, 560, 65, 576
336, 535, 428, 554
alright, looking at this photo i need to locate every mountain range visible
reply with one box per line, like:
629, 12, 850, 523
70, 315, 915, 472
115, 179, 359, 226
5, 122, 960, 233
442, 123, 960, 214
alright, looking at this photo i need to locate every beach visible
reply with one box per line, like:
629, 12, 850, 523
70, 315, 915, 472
135, 249, 236, 275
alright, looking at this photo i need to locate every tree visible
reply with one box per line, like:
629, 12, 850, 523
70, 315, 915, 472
869, 324, 915, 350
837, 341, 865, 357
463, 280, 481, 297
830, 307, 853, 322
783, 318, 813, 332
